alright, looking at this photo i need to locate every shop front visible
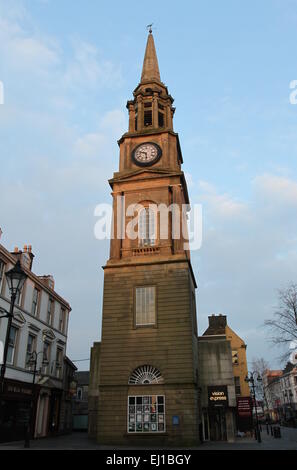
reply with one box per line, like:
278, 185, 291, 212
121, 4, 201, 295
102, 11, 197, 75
202, 385, 236, 442
0, 378, 39, 443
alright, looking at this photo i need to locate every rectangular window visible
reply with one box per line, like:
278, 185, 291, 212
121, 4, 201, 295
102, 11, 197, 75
235, 376, 241, 396
26, 334, 36, 368
15, 286, 23, 306
138, 208, 156, 247
55, 348, 63, 379
59, 307, 65, 333
232, 350, 239, 365
144, 110, 152, 127
7, 326, 18, 365
127, 395, 165, 433
42, 341, 51, 375
31, 288, 39, 316
135, 286, 156, 326
0, 260, 5, 292
158, 111, 164, 127
47, 298, 54, 325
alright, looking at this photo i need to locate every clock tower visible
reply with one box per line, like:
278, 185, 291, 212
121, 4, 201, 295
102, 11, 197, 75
91, 31, 200, 446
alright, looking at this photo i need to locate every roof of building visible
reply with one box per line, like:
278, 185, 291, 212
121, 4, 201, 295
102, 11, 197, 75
64, 356, 78, 371
0, 243, 71, 310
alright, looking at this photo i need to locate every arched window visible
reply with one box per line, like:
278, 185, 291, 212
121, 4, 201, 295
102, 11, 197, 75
138, 207, 156, 247
128, 365, 164, 385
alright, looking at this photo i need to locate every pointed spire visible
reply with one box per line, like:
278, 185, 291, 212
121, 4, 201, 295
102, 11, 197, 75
141, 32, 161, 83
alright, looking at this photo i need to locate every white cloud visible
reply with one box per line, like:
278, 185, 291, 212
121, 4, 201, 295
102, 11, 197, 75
253, 173, 297, 206
198, 180, 248, 218
0, 16, 59, 72
62, 38, 122, 90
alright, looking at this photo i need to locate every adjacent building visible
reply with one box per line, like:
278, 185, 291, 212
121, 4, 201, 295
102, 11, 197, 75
73, 371, 89, 431
264, 364, 297, 426
198, 314, 251, 441
0, 243, 72, 441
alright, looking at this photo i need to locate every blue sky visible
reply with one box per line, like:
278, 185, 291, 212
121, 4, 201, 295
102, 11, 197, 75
0, 0, 297, 370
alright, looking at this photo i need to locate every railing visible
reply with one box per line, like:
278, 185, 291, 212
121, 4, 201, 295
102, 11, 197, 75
132, 246, 160, 256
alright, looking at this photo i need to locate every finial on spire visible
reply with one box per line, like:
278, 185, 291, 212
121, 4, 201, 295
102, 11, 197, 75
141, 28, 161, 83
146, 23, 153, 34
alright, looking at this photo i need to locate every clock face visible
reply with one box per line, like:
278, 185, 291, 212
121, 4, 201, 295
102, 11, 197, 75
132, 142, 162, 166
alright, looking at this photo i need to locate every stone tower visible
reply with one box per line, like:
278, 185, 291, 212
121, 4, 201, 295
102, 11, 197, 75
90, 32, 200, 446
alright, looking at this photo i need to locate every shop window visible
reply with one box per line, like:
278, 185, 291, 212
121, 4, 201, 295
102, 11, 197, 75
127, 395, 165, 433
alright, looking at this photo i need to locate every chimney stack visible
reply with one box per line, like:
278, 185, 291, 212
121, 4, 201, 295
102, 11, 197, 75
11, 244, 34, 270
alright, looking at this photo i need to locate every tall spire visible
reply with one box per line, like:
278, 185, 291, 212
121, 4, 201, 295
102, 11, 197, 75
141, 32, 161, 83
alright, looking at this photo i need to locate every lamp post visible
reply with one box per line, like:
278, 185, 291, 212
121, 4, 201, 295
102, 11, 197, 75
0, 260, 27, 435
245, 372, 262, 443
24, 350, 45, 448
1, 261, 27, 387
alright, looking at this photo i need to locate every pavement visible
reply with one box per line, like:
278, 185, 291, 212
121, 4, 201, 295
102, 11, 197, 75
0, 426, 296, 450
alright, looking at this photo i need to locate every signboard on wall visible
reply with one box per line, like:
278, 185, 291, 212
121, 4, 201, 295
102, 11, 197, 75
237, 397, 252, 417
208, 386, 228, 407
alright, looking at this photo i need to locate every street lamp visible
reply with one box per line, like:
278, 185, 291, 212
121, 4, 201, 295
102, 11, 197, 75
0, 260, 27, 439
24, 350, 46, 448
0, 260, 27, 388
245, 372, 262, 443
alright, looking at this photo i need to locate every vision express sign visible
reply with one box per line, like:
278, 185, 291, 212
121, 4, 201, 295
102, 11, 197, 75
208, 386, 228, 407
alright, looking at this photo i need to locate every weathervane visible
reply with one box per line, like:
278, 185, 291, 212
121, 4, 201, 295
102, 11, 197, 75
146, 23, 153, 34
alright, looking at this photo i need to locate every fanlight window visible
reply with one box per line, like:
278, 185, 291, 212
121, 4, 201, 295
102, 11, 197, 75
129, 365, 164, 385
